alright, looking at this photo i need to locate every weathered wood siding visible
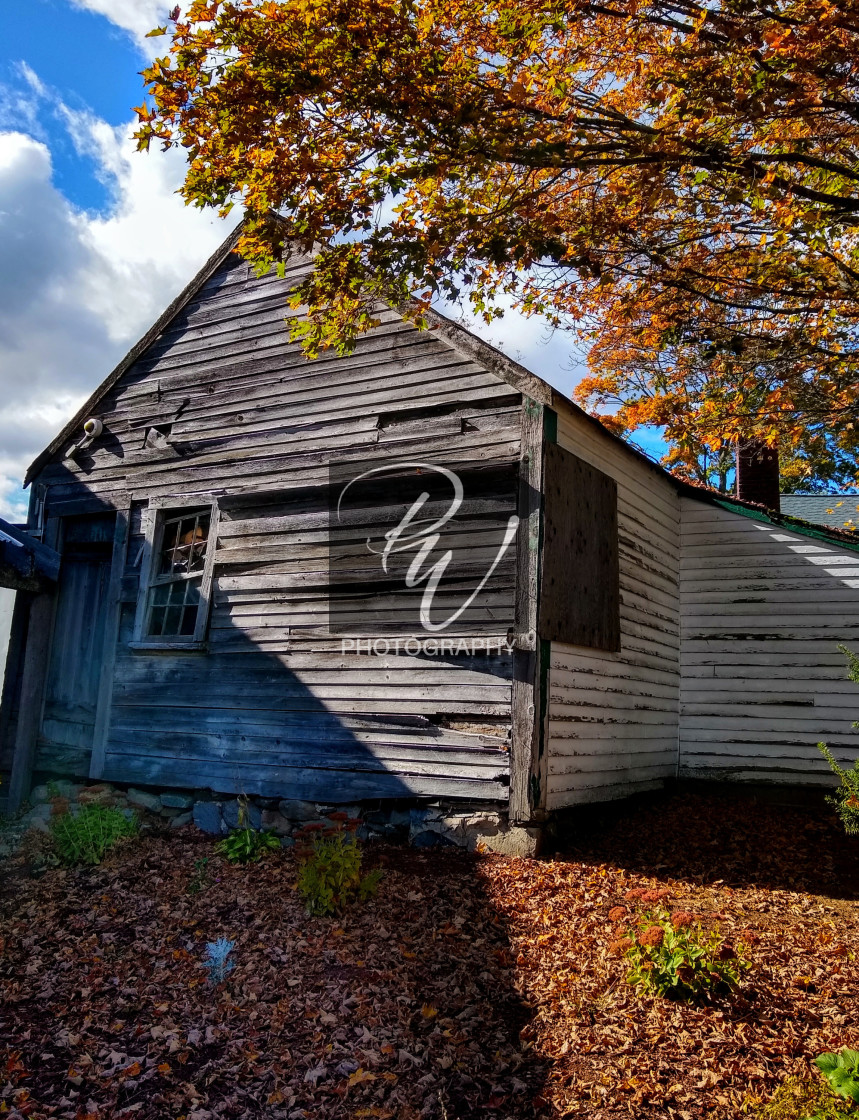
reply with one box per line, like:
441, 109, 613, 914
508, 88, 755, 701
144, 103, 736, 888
679, 497, 859, 783
31, 251, 522, 801
545, 413, 681, 808
0, 591, 24, 775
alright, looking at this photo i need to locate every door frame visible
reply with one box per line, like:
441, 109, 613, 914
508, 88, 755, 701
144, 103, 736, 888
6, 505, 130, 809
7, 516, 61, 812
89, 505, 130, 779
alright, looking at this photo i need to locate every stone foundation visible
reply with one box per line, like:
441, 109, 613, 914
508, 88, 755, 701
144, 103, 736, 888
14, 781, 542, 858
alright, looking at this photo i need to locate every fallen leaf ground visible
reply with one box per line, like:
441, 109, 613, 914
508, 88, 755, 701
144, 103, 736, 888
1, 790, 857, 1120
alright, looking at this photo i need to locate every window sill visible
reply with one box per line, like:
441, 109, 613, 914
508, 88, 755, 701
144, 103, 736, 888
128, 640, 208, 653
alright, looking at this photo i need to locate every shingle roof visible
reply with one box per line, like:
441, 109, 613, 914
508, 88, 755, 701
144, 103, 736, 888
779, 494, 859, 531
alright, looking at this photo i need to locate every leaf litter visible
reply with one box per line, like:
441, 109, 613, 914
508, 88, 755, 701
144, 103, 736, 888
1, 791, 857, 1119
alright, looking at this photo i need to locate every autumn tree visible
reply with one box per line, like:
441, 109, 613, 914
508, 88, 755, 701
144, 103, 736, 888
137, 0, 859, 484
581, 317, 859, 491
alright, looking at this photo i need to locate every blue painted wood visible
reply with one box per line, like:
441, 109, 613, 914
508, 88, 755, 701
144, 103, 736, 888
36, 546, 112, 776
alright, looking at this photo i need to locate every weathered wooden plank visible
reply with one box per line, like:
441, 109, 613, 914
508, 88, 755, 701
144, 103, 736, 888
7, 591, 55, 809
0, 592, 28, 772
119, 331, 461, 407
545, 409, 680, 810
111, 706, 509, 747
89, 508, 129, 779
28, 248, 529, 805
540, 443, 620, 651
125, 429, 521, 492
102, 752, 509, 802
509, 399, 545, 822
138, 317, 418, 380
545, 777, 665, 810
107, 734, 510, 779
547, 752, 676, 775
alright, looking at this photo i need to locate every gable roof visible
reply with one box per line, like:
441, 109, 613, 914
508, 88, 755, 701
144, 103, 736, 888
24, 222, 245, 487
24, 218, 859, 558
24, 217, 669, 490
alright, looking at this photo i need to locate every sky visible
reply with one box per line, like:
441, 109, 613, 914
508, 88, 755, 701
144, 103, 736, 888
0, 1, 661, 521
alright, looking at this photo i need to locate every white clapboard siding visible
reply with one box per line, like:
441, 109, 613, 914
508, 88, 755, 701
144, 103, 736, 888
545, 412, 681, 808
679, 497, 859, 783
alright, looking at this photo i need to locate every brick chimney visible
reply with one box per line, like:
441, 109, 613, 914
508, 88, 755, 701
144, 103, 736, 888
736, 438, 780, 511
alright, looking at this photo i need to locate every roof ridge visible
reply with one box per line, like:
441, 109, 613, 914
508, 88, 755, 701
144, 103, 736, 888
23, 220, 246, 486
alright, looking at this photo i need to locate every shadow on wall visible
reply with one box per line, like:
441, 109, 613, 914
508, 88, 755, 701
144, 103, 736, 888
0, 477, 551, 1120
6, 461, 515, 808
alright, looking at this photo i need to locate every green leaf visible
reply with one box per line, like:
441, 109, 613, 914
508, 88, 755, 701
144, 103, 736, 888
146, 26, 168, 37
816, 1054, 840, 1075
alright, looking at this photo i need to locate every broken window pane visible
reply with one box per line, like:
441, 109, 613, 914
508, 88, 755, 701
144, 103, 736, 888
158, 512, 210, 577
145, 509, 209, 638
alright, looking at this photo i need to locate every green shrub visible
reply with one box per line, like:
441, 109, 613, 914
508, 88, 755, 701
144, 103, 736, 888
817, 742, 859, 836
613, 903, 748, 998
746, 1074, 856, 1120
816, 1050, 859, 1105
215, 827, 281, 863
295, 829, 382, 917
49, 805, 138, 866
818, 646, 859, 836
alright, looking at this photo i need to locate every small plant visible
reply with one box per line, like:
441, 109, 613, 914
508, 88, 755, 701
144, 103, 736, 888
818, 646, 859, 836
817, 742, 859, 836
816, 1050, 859, 1105
49, 805, 138, 866
188, 856, 211, 893
295, 826, 382, 917
611, 895, 748, 998
203, 937, 235, 985
746, 1073, 856, 1119
215, 827, 281, 863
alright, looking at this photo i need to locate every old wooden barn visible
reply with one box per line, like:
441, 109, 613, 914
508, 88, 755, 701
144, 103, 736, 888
2, 223, 859, 828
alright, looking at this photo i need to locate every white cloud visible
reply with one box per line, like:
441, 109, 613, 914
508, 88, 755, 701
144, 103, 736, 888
0, 116, 586, 521
0, 120, 237, 521
0, 47, 590, 521
68, 0, 168, 48
440, 295, 585, 398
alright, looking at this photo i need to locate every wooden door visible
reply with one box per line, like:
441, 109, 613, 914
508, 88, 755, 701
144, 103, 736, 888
38, 515, 114, 776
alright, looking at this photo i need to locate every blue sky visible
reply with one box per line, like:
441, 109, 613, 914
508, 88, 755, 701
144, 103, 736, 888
1, 1, 146, 211
0, 0, 664, 519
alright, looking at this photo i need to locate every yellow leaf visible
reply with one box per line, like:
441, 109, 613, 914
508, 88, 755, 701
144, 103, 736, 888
421, 1003, 438, 1019
348, 1068, 377, 1087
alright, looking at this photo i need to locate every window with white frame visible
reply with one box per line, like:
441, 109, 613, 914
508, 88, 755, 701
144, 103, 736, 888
134, 504, 217, 645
